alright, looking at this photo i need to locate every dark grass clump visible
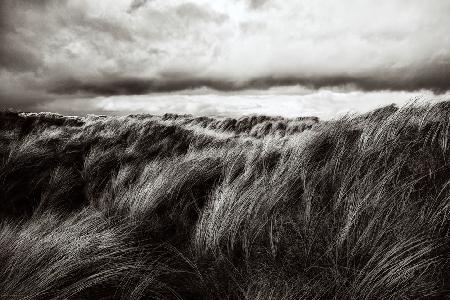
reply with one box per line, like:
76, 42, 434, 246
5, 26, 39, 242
0, 102, 449, 299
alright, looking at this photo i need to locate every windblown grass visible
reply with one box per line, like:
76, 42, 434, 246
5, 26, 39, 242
0, 103, 449, 299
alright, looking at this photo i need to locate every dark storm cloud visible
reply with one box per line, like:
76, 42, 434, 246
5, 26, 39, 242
0, 45, 40, 72
0, 1, 9, 32
47, 62, 450, 97
0, 0, 59, 72
0, 1, 31, 71
1, 0, 450, 114
48, 77, 241, 95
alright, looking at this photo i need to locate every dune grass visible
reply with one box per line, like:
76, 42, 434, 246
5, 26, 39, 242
0, 103, 449, 299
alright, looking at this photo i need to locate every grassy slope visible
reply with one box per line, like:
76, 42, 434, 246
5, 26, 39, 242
0, 103, 448, 299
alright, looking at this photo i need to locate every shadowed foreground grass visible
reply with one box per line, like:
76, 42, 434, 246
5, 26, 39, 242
0, 103, 449, 299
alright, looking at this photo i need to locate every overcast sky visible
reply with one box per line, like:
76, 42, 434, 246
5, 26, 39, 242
1, 0, 449, 118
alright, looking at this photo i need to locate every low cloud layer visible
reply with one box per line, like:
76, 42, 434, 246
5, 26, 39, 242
36, 89, 450, 120
0, 0, 449, 114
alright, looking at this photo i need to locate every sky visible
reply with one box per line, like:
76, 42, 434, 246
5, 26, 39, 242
0, 0, 449, 119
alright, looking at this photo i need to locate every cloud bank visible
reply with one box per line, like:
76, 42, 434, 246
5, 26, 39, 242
0, 0, 449, 115
37, 89, 450, 120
